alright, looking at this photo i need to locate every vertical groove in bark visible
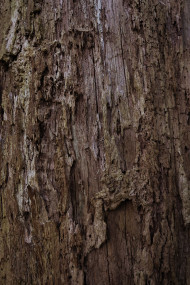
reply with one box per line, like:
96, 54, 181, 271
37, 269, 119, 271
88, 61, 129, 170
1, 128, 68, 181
0, 0, 189, 284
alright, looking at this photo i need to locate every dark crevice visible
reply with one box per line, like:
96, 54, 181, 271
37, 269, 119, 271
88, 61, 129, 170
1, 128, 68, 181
106, 243, 111, 285
38, 65, 49, 91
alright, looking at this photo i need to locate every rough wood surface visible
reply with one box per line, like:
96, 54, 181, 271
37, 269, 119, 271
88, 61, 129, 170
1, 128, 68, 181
0, 0, 190, 284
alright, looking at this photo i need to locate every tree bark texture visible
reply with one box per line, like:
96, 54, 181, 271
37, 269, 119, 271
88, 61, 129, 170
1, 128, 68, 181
0, 0, 190, 284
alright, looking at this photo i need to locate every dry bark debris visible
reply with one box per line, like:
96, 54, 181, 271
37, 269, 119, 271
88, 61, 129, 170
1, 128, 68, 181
0, 0, 190, 284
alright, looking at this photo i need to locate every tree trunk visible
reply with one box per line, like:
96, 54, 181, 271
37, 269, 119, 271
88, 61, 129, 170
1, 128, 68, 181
0, 0, 189, 284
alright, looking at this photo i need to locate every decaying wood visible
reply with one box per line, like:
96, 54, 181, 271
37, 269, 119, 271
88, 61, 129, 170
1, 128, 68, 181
0, 0, 189, 284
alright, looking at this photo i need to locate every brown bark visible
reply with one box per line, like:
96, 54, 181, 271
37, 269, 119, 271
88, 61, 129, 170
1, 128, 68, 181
0, 0, 189, 284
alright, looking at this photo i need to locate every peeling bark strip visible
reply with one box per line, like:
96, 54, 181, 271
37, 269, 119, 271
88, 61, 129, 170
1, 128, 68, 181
0, 0, 190, 284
